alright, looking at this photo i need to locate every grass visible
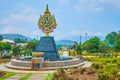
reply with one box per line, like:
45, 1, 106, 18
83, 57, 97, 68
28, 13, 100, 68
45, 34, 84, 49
0, 71, 16, 80
44, 73, 53, 80
19, 73, 33, 80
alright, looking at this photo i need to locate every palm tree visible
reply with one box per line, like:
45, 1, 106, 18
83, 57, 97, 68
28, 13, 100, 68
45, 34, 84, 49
74, 41, 82, 56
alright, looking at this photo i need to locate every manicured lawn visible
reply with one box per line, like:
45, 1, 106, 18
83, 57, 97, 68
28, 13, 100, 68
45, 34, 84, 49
0, 71, 16, 80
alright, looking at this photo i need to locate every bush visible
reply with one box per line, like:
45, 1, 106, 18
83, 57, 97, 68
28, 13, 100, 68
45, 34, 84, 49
98, 72, 112, 80
80, 68, 86, 74
91, 62, 103, 70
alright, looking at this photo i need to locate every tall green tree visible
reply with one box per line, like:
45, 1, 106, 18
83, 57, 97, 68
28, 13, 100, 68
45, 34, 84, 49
82, 36, 100, 53
98, 41, 108, 53
105, 32, 118, 46
0, 35, 3, 41
115, 38, 120, 52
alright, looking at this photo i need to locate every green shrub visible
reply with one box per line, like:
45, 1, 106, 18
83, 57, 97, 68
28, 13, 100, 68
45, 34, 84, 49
91, 62, 103, 70
80, 68, 86, 74
98, 72, 112, 80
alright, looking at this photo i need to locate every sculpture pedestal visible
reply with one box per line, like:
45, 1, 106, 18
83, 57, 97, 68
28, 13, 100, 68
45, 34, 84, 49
31, 57, 44, 69
35, 36, 60, 60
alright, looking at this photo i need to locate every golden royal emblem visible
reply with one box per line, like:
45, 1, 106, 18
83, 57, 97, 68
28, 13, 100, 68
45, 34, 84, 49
38, 4, 57, 36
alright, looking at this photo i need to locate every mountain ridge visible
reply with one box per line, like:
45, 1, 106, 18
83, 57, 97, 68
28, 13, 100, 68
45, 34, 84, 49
0, 33, 31, 41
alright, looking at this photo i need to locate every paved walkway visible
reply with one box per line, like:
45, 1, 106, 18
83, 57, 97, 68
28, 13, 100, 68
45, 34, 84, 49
0, 63, 55, 73
0, 61, 92, 80
81, 61, 92, 68
28, 74, 47, 80
4, 73, 48, 80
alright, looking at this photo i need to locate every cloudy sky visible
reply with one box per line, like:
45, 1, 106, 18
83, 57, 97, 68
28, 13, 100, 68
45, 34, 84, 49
0, 0, 120, 40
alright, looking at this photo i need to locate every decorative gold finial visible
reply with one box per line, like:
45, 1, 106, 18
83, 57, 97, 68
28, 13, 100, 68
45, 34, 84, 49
38, 4, 57, 36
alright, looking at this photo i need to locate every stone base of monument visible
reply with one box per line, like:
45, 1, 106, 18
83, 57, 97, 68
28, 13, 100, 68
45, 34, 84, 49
35, 36, 60, 60
5, 57, 84, 70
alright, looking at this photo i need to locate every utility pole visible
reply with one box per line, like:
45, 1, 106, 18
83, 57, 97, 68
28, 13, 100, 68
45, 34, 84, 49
85, 33, 87, 41
37, 36, 38, 40
80, 35, 82, 55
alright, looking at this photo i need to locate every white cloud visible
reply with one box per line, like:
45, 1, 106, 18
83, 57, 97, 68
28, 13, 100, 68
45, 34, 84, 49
70, 29, 104, 37
51, 31, 64, 40
31, 29, 44, 38
71, 30, 82, 36
75, 0, 103, 13
1, 9, 38, 26
101, 0, 120, 9
0, 3, 39, 38
74, 0, 120, 13
1, 25, 30, 36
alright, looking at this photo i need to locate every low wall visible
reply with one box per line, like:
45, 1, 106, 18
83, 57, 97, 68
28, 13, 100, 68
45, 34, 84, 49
43, 58, 80, 67
11, 59, 31, 67
11, 58, 80, 68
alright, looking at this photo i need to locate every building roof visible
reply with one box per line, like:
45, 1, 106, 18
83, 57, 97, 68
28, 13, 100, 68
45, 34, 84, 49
2, 39, 15, 43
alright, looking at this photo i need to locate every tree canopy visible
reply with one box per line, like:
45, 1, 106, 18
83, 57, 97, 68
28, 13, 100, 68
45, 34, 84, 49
25, 39, 38, 51
14, 38, 28, 43
82, 36, 100, 53
105, 32, 118, 47
0, 35, 3, 41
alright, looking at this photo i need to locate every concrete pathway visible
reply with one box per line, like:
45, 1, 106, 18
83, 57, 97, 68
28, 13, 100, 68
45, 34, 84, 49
0, 63, 55, 73
81, 61, 92, 68
0, 61, 92, 80
5, 74, 26, 80
0, 62, 92, 73
28, 74, 47, 80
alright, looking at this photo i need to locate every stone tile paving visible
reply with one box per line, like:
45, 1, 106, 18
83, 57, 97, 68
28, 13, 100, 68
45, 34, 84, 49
5, 74, 26, 80
81, 61, 92, 68
0, 61, 92, 80
28, 73, 47, 80
0, 63, 55, 73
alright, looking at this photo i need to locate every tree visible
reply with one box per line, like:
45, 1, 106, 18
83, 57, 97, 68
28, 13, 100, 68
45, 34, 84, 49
74, 41, 82, 55
0, 42, 12, 58
14, 38, 27, 43
4, 42, 12, 51
25, 39, 38, 51
82, 36, 100, 53
12, 45, 21, 58
105, 32, 118, 47
115, 38, 120, 52
0, 35, 3, 41
0, 42, 4, 57
99, 41, 108, 53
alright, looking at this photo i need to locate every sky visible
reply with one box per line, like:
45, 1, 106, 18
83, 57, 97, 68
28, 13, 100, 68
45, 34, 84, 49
0, 0, 120, 41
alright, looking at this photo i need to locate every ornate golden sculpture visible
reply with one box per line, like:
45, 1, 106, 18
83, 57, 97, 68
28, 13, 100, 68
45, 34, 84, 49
38, 4, 57, 36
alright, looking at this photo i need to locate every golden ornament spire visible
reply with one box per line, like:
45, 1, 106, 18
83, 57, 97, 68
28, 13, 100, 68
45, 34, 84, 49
38, 4, 57, 36
44, 4, 51, 16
